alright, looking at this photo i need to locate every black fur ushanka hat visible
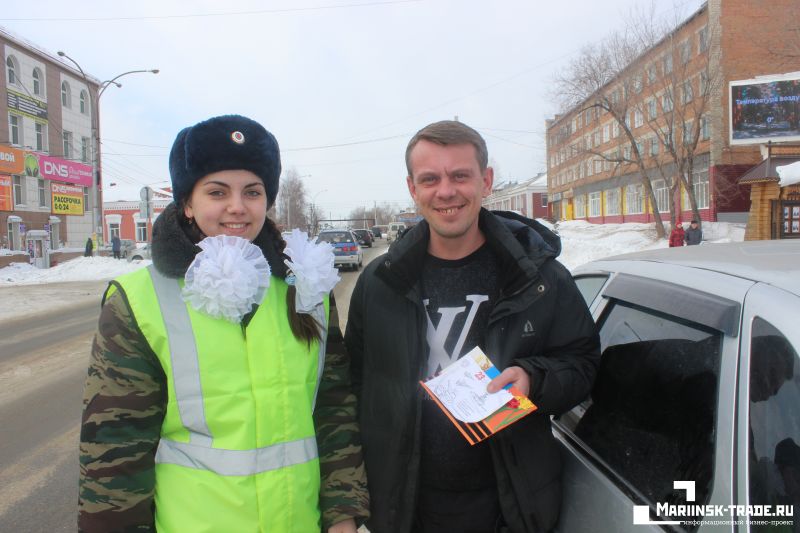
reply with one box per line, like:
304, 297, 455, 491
168, 114, 281, 208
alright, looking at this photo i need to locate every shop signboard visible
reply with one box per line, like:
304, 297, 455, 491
51, 182, 85, 215
0, 146, 24, 175
6, 89, 48, 121
36, 154, 93, 187
0, 175, 12, 211
730, 72, 800, 145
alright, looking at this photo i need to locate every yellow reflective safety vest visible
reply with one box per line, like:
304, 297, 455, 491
112, 265, 328, 532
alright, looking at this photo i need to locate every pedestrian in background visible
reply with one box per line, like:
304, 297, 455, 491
685, 219, 703, 245
110, 235, 121, 259
79, 115, 368, 532
83, 237, 93, 257
669, 221, 685, 247
345, 120, 600, 533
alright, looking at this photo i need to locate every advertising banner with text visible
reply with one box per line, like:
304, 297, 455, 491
51, 182, 85, 215
0, 146, 24, 175
36, 155, 93, 187
0, 175, 13, 211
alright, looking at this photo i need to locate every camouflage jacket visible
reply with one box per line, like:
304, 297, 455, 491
79, 286, 369, 531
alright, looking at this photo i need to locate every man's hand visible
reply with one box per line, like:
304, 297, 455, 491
487, 366, 530, 397
328, 518, 358, 533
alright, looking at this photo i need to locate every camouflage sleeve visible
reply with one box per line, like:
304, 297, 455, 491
314, 292, 370, 529
79, 286, 167, 532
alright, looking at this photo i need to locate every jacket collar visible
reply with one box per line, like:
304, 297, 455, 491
376, 208, 560, 295
151, 202, 289, 279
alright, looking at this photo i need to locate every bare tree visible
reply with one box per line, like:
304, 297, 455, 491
276, 168, 309, 230
552, 3, 711, 236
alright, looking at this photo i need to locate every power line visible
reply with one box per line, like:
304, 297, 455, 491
0, 0, 422, 22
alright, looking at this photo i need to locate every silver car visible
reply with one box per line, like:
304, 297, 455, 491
556, 240, 800, 532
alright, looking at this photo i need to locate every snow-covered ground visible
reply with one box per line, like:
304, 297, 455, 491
0, 221, 745, 319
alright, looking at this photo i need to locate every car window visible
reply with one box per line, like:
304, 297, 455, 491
317, 232, 351, 244
748, 317, 800, 516
573, 274, 609, 307
559, 300, 722, 513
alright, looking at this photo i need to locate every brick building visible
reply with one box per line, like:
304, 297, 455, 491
1, 26, 101, 253
103, 189, 171, 243
483, 173, 550, 219
545, 0, 799, 227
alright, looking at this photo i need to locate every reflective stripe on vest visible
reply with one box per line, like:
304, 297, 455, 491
147, 265, 327, 475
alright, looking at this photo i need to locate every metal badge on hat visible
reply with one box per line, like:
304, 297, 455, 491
231, 131, 245, 144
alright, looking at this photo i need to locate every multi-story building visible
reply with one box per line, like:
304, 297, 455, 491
483, 173, 550, 219
103, 189, 171, 243
545, 0, 798, 227
1, 26, 100, 254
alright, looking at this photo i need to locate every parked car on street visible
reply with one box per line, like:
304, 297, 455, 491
100, 238, 137, 258
316, 230, 363, 271
352, 229, 374, 248
370, 226, 383, 239
554, 240, 800, 532
127, 244, 151, 262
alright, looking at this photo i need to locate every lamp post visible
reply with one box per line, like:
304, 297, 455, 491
310, 188, 327, 236
56, 51, 158, 245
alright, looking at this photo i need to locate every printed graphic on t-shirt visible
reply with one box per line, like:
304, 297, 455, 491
424, 294, 489, 376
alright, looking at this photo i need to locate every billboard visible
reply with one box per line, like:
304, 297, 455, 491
51, 182, 85, 215
730, 72, 800, 145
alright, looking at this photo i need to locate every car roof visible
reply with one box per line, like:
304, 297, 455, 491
584, 240, 800, 296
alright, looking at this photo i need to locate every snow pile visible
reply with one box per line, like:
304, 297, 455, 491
0, 256, 149, 285
555, 221, 664, 271
777, 161, 800, 188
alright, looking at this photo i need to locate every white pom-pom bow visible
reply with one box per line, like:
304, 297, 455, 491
181, 235, 271, 323
283, 229, 340, 313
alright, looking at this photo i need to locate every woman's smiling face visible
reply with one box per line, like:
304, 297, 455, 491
183, 170, 267, 241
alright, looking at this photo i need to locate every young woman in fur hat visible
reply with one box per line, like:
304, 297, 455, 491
78, 115, 368, 532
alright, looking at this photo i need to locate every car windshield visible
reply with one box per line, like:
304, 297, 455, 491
317, 231, 353, 244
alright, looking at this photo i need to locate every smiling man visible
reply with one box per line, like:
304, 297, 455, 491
345, 120, 600, 533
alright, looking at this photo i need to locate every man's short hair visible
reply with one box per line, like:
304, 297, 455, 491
405, 120, 488, 176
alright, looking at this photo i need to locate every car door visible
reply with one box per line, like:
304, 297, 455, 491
735, 282, 800, 531
555, 269, 746, 532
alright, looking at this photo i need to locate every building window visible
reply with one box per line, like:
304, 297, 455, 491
589, 192, 602, 217
683, 121, 694, 145
605, 188, 620, 216
593, 131, 601, 147
692, 168, 709, 209
38, 178, 47, 207
647, 65, 657, 84
634, 110, 643, 128
136, 221, 148, 242
6, 56, 18, 85
682, 80, 694, 104
9, 114, 22, 146
664, 131, 674, 150
626, 184, 643, 214
650, 137, 660, 156
13, 175, 24, 206
698, 26, 708, 53
633, 74, 642, 94
603, 125, 610, 143
623, 146, 631, 161
663, 54, 673, 75
80, 91, 89, 115
575, 195, 587, 218
63, 131, 73, 159
612, 122, 619, 138
83, 186, 90, 209
700, 116, 710, 140
700, 71, 709, 95
679, 40, 691, 64
81, 137, 90, 162
32, 68, 42, 96
61, 81, 71, 108
541, 194, 548, 207
654, 180, 670, 213
35, 123, 47, 151
662, 90, 674, 112
648, 99, 657, 120
109, 223, 120, 239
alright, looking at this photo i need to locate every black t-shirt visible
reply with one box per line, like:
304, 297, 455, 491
416, 244, 502, 533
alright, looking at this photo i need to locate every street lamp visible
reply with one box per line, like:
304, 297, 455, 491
56, 50, 158, 246
310, 188, 327, 236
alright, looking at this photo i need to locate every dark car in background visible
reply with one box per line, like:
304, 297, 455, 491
352, 229, 374, 248
554, 240, 800, 532
370, 226, 382, 239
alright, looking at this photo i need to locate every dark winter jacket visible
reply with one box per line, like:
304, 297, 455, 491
345, 209, 600, 533
685, 225, 702, 245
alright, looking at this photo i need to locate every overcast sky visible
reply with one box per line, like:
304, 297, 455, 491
2, 0, 704, 218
